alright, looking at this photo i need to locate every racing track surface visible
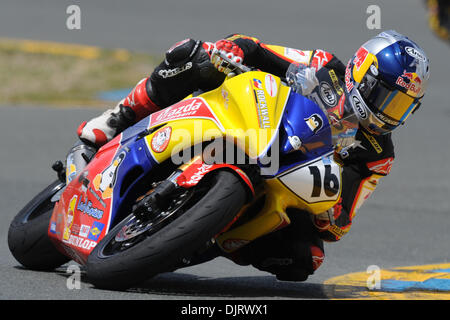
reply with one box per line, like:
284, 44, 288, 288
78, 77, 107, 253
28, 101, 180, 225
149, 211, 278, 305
0, 0, 449, 300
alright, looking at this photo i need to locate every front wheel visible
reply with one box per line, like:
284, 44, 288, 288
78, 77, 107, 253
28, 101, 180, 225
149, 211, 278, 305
86, 170, 248, 290
8, 180, 70, 270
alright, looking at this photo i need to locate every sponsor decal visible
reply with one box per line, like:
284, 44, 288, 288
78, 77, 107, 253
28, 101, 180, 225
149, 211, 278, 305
352, 95, 368, 119
253, 89, 271, 129
63, 234, 97, 250
77, 196, 104, 220
396, 70, 421, 94
361, 130, 383, 154
353, 47, 369, 71
92, 151, 126, 199
265, 74, 278, 97
185, 164, 213, 186
63, 195, 78, 241
376, 112, 398, 126
66, 158, 77, 184
253, 78, 263, 89
151, 126, 172, 153
345, 63, 354, 92
284, 48, 310, 64
70, 224, 80, 236
304, 113, 324, 134
149, 97, 223, 130
319, 81, 337, 106
328, 69, 344, 96
88, 221, 105, 241
311, 49, 331, 70
366, 157, 394, 175
405, 46, 426, 62
158, 62, 192, 78
88, 187, 106, 208
328, 225, 347, 238
50, 222, 57, 234
79, 224, 91, 238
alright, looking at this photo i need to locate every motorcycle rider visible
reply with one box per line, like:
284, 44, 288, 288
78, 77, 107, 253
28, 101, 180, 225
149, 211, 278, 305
77, 30, 430, 281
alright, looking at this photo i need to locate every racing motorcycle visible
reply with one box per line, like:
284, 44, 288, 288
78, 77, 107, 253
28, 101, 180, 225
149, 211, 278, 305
8, 53, 359, 290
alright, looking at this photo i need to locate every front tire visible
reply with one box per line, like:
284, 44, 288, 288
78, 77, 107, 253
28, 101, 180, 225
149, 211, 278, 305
8, 180, 70, 270
86, 170, 247, 290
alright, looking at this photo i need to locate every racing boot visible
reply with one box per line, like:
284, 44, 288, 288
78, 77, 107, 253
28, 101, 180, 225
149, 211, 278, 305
227, 209, 325, 282
78, 78, 160, 147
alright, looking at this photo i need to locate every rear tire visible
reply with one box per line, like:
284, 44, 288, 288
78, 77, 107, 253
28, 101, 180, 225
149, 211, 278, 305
8, 180, 70, 270
86, 170, 247, 290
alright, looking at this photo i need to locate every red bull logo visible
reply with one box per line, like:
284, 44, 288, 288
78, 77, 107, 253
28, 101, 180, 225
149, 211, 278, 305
396, 70, 421, 94
353, 47, 369, 71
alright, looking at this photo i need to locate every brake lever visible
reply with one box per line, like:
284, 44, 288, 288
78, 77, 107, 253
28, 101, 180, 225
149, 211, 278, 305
215, 51, 252, 74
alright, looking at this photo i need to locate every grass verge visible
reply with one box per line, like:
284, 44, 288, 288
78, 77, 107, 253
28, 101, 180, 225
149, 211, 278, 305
0, 38, 160, 107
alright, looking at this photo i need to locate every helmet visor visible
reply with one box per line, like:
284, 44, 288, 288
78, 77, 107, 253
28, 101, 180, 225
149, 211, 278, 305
363, 78, 420, 126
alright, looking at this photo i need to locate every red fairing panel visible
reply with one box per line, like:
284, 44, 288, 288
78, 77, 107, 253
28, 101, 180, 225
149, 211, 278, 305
48, 135, 123, 264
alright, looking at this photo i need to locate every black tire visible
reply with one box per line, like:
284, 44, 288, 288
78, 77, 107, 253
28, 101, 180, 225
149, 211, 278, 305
86, 170, 247, 290
8, 180, 70, 270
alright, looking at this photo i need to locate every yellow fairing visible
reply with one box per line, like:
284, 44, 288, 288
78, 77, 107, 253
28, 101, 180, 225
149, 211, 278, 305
143, 71, 339, 254
217, 171, 341, 253
145, 71, 290, 163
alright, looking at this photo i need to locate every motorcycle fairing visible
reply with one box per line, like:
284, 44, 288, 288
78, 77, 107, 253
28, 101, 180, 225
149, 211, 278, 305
144, 71, 291, 165
47, 70, 348, 262
48, 129, 158, 264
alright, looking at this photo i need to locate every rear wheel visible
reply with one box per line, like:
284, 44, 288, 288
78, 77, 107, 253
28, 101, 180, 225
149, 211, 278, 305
8, 180, 70, 270
86, 170, 247, 290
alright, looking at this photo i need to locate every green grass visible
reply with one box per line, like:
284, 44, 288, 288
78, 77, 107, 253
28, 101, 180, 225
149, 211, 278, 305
0, 40, 160, 107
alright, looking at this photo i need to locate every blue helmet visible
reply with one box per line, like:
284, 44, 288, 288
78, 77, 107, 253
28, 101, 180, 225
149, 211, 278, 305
344, 30, 430, 135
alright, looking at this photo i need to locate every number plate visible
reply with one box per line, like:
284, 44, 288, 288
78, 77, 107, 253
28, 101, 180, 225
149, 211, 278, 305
278, 155, 342, 203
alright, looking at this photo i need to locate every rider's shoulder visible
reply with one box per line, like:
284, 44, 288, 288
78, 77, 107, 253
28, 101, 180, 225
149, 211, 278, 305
310, 49, 346, 76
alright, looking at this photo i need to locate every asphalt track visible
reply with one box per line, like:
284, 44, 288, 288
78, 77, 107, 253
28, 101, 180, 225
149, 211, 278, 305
0, 0, 449, 301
